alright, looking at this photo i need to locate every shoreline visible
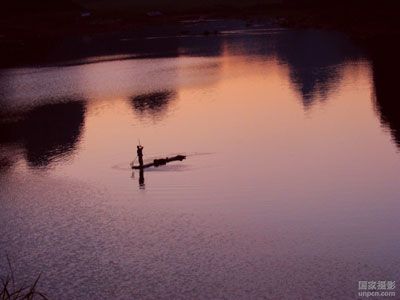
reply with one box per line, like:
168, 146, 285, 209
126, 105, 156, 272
1, 5, 399, 68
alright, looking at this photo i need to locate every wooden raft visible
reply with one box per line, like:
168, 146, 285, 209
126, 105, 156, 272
132, 155, 186, 169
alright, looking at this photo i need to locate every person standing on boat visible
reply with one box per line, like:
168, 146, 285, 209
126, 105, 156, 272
137, 145, 144, 168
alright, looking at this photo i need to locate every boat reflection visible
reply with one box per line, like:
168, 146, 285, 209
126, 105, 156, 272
131, 169, 145, 189
139, 168, 145, 189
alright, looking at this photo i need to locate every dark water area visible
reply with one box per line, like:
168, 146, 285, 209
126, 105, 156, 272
0, 100, 86, 168
0, 20, 399, 299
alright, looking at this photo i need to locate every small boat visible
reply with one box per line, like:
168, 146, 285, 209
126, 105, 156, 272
131, 154, 186, 169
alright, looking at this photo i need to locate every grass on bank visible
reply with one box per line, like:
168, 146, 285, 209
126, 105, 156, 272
0, 256, 47, 300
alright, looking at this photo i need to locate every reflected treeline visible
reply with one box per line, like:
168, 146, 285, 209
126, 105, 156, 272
223, 29, 364, 108
275, 30, 361, 108
139, 28, 363, 110
370, 38, 400, 147
1, 20, 365, 111
131, 91, 176, 120
0, 100, 86, 169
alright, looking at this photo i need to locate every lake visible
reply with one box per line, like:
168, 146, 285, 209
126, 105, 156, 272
0, 20, 399, 299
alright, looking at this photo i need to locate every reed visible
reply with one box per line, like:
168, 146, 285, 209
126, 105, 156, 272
0, 256, 47, 300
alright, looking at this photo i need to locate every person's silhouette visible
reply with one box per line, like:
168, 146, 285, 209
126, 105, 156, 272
137, 145, 144, 168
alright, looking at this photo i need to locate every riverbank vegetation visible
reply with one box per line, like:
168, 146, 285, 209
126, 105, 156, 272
0, 256, 47, 300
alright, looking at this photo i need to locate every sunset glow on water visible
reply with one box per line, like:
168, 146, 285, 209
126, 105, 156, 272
1, 28, 399, 299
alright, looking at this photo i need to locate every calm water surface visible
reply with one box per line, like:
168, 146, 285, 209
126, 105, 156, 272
0, 24, 399, 299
